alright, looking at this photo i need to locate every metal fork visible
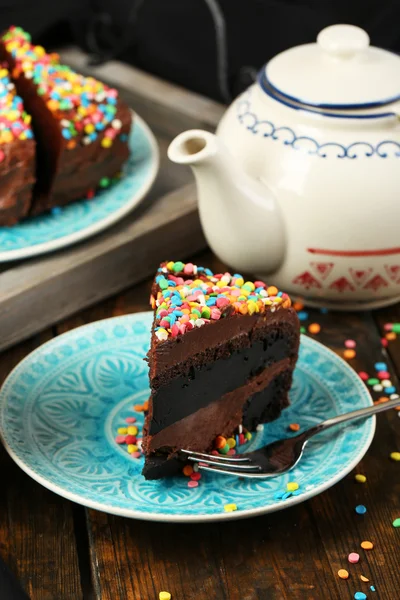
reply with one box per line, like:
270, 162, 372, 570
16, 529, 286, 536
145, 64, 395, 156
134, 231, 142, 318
180, 397, 399, 478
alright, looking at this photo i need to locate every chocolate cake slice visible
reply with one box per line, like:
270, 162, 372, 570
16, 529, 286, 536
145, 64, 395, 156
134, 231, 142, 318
142, 261, 300, 479
0, 62, 35, 225
0, 26, 131, 215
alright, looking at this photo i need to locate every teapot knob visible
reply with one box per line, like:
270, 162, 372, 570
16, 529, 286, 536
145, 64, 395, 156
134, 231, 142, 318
317, 24, 370, 58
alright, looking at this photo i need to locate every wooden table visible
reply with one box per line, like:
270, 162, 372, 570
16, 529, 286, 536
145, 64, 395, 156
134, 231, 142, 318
1, 250, 399, 600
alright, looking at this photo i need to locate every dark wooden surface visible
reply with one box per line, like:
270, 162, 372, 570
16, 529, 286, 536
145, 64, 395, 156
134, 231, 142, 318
1, 250, 400, 600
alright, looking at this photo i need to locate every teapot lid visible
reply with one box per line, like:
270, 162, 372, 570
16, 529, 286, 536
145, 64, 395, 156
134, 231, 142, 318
265, 24, 400, 108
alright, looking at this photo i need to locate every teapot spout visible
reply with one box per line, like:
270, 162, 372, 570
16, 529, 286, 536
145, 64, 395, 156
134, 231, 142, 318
168, 130, 285, 274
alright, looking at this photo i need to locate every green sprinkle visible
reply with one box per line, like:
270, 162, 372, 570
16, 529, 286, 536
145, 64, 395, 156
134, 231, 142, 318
300, 326, 306, 334
393, 517, 400, 527
201, 307, 211, 319
99, 177, 110, 188
367, 378, 380, 385
392, 323, 400, 333
173, 261, 184, 272
159, 278, 169, 290
191, 308, 201, 318
219, 443, 230, 455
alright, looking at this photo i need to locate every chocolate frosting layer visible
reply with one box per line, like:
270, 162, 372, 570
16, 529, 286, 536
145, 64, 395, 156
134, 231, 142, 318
0, 138, 35, 225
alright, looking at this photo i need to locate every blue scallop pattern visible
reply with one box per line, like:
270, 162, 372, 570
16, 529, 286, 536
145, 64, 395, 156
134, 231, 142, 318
0, 119, 155, 252
237, 90, 400, 159
0, 313, 374, 518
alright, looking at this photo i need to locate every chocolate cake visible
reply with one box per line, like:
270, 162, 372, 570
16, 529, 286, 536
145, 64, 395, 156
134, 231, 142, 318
142, 261, 300, 479
0, 26, 131, 216
0, 63, 35, 225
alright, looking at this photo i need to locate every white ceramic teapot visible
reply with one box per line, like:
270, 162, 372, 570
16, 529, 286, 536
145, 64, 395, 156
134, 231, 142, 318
168, 24, 400, 309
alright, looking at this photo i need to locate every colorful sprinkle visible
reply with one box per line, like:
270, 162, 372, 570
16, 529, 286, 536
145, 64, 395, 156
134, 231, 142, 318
338, 569, 349, 579
390, 452, 400, 461
358, 372, 369, 381
308, 323, 321, 334
370, 586, 376, 592
355, 474, 367, 483
115, 435, 126, 444
224, 503, 237, 512
355, 505, 367, 515
348, 553, 360, 564
374, 362, 387, 371
360, 541, 374, 550
286, 482, 299, 492
354, 593, 367, 600
187, 480, 198, 488
392, 518, 400, 527
182, 465, 193, 477
289, 423, 300, 432
360, 576, 369, 582
159, 592, 171, 600
344, 349, 356, 359
345, 339, 356, 348
297, 311, 309, 321
151, 262, 291, 341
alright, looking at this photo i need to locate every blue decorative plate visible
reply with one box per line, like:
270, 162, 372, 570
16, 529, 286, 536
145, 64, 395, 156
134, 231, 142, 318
0, 313, 374, 522
0, 115, 159, 262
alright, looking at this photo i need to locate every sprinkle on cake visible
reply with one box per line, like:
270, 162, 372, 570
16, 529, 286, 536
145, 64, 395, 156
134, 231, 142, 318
0, 63, 32, 150
2, 26, 122, 149
150, 261, 292, 342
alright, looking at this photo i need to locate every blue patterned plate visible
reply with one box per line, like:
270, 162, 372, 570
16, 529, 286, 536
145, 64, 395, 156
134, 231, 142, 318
0, 115, 159, 262
0, 313, 374, 522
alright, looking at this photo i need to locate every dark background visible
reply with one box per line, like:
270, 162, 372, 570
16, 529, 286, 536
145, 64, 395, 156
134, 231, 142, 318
1, 0, 400, 102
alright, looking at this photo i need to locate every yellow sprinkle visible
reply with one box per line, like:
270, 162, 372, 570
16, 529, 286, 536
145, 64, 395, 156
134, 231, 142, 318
338, 569, 349, 580
159, 593, 171, 600
287, 482, 299, 492
390, 452, 400, 461
2, 131, 12, 143
243, 281, 255, 291
360, 575, 369, 582
101, 137, 112, 148
34, 45, 45, 56
235, 277, 244, 287
355, 474, 367, 483
77, 106, 87, 116
84, 123, 95, 134
127, 426, 138, 435
247, 301, 256, 315
361, 540, 374, 550
127, 444, 138, 453
224, 503, 237, 512
166, 261, 174, 270
117, 427, 127, 435
226, 438, 236, 448
0, 68, 7, 78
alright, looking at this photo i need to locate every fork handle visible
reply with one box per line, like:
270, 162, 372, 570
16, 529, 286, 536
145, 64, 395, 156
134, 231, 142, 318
307, 396, 399, 438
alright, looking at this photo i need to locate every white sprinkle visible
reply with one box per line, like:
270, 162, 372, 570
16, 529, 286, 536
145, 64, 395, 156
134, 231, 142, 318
382, 379, 392, 387
61, 119, 70, 128
95, 92, 106, 102
260, 289, 268, 297
111, 118, 122, 130
155, 329, 168, 341
373, 384, 383, 392
25, 71, 33, 79
256, 424, 264, 432
193, 265, 198, 274
195, 318, 205, 328
238, 424, 243, 434
390, 393, 400, 400
193, 463, 199, 472
82, 136, 91, 145
7, 83, 14, 90
221, 275, 231, 284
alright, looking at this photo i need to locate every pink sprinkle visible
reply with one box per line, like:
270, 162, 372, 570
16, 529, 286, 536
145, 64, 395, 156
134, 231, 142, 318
171, 324, 180, 337
190, 472, 201, 481
254, 281, 266, 288
0, 150, 4, 163
377, 370, 390, 379
227, 449, 236, 455
348, 552, 360, 564
184, 263, 194, 275
188, 480, 198, 488
384, 323, 393, 331
198, 462, 208, 467
108, 88, 118, 98
216, 297, 230, 308
358, 371, 369, 381
345, 339, 356, 348
131, 451, 141, 458
381, 338, 388, 348
211, 450, 219, 455
159, 319, 170, 328
210, 308, 221, 320
125, 417, 137, 423
115, 435, 126, 444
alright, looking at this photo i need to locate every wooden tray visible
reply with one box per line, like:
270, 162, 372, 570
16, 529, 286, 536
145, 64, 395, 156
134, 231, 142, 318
0, 49, 225, 352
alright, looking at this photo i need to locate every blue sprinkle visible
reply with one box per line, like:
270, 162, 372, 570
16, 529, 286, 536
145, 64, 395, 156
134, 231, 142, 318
236, 434, 240, 447
62, 128, 71, 139
173, 311, 183, 317
370, 586, 376, 592
255, 287, 264, 293
248, 295, 258, 301
297, 311, 309, 321
171, 298, 182, 307
89, 133, 97, 142
204, 268, 213, 276
107, 97, 117, 105
206, 298, 217, 306
95, 122, 105, 131
168, 314, 177, 325
320, 307, 329, 314
374, 362, 387, 371
277, 291, 283, 297
120, 134, 128, 142
273, 491, 285, 500
51, 207, 62, 215
355, 504, 367, 515
354, 593, 367, 600
282, 491, 293, 500
26, 130, 34, 139
162, 291, 171, 298
167, 280, 176, 287
384, 386, 396, 394
233, 274, 243, 279
291, 490, 301, 496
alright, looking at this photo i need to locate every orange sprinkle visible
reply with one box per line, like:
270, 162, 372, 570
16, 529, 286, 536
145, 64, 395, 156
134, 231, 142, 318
343, 349, 356, 360
267, 285, 278, 296
338, 569, 349, 579
215, 436, 227, 449
361, 541, 374, 550
239, 304, 248, 315
395, 406, 400, 411
143, 400, 149, 411
134, 403, 145, 412
67, 140, 76, 149
182, 465, 193, 477
386, 332, 397, 341
308, 323, 321, 334
360, 575, 369, 582
293, 301, 304, 311
289, 423, 300, 432
374, 396, 389, 405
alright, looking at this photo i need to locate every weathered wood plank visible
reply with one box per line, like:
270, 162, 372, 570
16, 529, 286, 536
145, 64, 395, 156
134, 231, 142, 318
0, 334, 84, 600
0, 183, 206, 352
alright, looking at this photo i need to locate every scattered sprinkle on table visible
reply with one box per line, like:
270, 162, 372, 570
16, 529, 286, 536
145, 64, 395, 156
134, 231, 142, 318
286, 482, 299, 492
360, 575, 369, 582
344, 349, 356, 359
390, 452, 400, 461
392, 518, 400, 528
370, 585, 376, 592
356, 505, 367, 515
345, 339, 356, 348
354, 592, 367, 600
298, 311, 309, 321
338, 569, 349, 579
308, 323, 321, 334
289, 423, 300, 432
187, 480, 198, 488
355, 474, 367, 483
159, 592, 171, 600
358, 371, 369, 381
348, 552, 360, 564
374, 362, 387, 371
361, 541, 374, 550
224, 503, 237, 512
